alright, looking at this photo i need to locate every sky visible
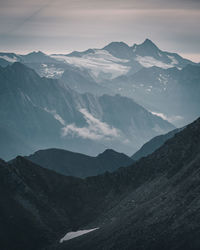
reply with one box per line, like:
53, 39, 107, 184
0, 0, 200, 62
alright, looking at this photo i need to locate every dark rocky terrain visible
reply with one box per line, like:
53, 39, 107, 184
131, 127, 182, 161
53, 117, 200, 250
0, 117, 200, 250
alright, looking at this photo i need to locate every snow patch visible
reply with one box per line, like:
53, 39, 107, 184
51, 50, 130, 80
0, 55, 18, 63
40, 64, 64, 78
157, 74, 168, 85
136, 56, 174, 69
60, 228, 99, 243
167, 55, 178, 65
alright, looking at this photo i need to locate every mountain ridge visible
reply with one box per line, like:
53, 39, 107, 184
26, 148, 134, 178
0, 62, 174, 160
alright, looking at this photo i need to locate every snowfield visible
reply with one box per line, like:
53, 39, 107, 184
51, 50, 130, 80
136, 55, 179, 69
60, 228, 99, 243
0, 55, 18, 63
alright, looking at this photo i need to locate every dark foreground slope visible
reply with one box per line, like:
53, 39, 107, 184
26, 148, 133, 177
53, 117, 200, 250
1, 118, 200, 250
0, 157, 119, 250
131, 127, 182, 161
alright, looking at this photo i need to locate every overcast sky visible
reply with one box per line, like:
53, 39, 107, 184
0, 0, 200, 62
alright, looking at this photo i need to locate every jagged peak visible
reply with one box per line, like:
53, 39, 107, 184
133, 38, 159, 51
26, 50, 46, 56
142, 39, 158, 48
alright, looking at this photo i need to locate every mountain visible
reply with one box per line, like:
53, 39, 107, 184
26, 148, 133, 178
60, 65, 110, 95
0, 62, 174, 160
1, 40, 198, 126
53, 38, 195, 78
1, 39, 194, 82
103, 41, 134, 59
131, 127, 182, 161
0, 157, 108, 250
107, 64, 200, 126
51, 40, 199, 126
131, 39, 193, 69
50, 116, 200, 250
22, 51, 57, 63
1, 117, 200, 250
0, 125, 33, 160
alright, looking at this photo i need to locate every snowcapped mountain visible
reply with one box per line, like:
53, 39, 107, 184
52, 49, 130, 82
106, 64, 200, 126
0, 52, 21, 67
52, 39, 196, 81
131, 39, 193, 69
0, 40, 199, 127
0, 62, 174, 160
1, 39, 194, 81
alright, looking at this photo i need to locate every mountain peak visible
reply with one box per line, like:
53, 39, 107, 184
103, 41, 132, 59
132, 39, 158, 51
142, 39, 158, 48
27, 51, 46, 56
98, 148, 118, 156
97, 149, 128, 159
104, 41, 129, 50
10, 62, 28, 71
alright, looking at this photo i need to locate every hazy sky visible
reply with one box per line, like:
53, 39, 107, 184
0, 0, 200, 62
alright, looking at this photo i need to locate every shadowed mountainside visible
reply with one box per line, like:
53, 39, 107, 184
0, 117, 200, 250
26, 148, 133, 178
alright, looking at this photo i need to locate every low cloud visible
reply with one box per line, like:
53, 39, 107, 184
44, 108, 65, 126
62, 108, 120, 140
151, 111, 183, 123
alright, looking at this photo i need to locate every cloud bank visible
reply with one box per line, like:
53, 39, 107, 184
62, 108, 120, 140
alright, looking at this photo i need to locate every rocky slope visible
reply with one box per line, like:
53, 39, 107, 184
131, 127, 182, 161
0, 117, 200, 250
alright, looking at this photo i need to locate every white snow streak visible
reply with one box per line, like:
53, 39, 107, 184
0, 55, 18, 63
60, 228, 99, 243
136, 55, 178, 69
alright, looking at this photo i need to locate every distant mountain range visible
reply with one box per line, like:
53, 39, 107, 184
0, 62, 174, 160
1, 116, 200, 250
0, 39, 196, 81
0, 39, 199, 126
26, 148, 133, 178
